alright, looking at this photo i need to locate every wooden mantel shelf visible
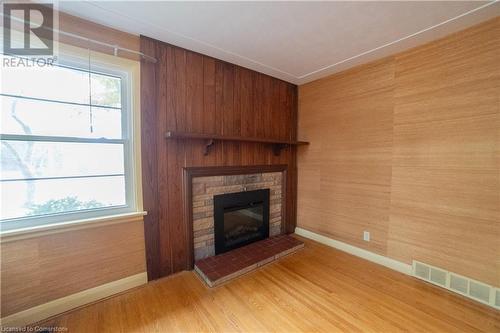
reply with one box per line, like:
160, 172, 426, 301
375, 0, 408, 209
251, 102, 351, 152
165, 131, 309, 156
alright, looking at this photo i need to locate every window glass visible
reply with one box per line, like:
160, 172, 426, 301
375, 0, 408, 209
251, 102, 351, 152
1, 96, 122, 139
1, 141, 124, 180
0, 56, 131, 227
1, 176, 126, 220
1, 59, 91, 104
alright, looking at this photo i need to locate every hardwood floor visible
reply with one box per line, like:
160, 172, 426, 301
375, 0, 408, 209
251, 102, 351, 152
40, 236, 500, 332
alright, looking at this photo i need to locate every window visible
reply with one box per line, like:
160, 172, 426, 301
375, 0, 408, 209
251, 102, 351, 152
0, 54, 135, 231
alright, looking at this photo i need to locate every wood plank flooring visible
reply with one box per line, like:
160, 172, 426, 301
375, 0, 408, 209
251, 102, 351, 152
39, 236, 500, 332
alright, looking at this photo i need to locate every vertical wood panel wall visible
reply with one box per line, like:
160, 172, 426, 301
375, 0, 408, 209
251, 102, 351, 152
140, 37, 298, 280
298, 18, 500, 286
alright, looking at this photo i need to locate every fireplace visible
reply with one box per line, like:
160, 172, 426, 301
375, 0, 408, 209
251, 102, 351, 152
191, 171, 282, 260
214, 189, 270, 254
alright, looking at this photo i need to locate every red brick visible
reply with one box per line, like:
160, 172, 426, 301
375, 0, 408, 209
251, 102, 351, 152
195, 235, 304, 287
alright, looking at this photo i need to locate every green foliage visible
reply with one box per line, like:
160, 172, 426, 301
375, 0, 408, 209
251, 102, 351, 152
28, 196, 103, 216
92, 75, 121, 107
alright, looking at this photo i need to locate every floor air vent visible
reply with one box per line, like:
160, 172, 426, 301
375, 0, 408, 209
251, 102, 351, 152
450, 274, 468, 294
414, 262, 430, 280
412, 261, 499, 310
469, 281, 491, 304
429, 267, 447, 287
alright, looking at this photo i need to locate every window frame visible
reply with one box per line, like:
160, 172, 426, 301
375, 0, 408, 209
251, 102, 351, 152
0, 54, 137, 232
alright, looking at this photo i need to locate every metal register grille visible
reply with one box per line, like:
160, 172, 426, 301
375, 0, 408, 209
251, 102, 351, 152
412, 261, 499, 309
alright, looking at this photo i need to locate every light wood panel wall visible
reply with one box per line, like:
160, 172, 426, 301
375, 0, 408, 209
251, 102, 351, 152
297, 17, 500, 286
0, 221, 146, 317
388, 17, 500, 286
298, 57, 395, 256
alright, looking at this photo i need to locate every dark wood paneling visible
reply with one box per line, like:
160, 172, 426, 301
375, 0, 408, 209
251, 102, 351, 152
140, 36, 298, 280
156, 43, 172, 277
140, 37, 160, 279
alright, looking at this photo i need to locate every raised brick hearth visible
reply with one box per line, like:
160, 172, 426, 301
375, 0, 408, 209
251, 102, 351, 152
195, 235, 304, 287
192, 172, 283, 260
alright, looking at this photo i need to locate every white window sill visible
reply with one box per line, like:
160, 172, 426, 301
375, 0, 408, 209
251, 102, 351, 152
0, 211, 147, 243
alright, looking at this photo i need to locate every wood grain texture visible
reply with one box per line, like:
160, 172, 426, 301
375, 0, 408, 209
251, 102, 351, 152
298, 18, 500, 286
40, 237, 500, 333
140, 37, 298, 280
388, 17, 500, 286
298, 57, 395, 255
0, 221, 146, 317
140, 37, 161, 279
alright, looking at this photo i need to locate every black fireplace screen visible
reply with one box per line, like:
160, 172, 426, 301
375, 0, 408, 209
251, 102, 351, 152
213, 189, 270, 254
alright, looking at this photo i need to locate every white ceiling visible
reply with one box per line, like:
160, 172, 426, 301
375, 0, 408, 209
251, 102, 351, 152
59, 1, 500, 84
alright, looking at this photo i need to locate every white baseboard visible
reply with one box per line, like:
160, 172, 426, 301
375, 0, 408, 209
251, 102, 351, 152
1, 272, 148, 328
294, 227, 412, 275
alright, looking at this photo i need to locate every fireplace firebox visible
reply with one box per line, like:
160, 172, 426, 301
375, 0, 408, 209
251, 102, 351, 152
213, 189, 270, 255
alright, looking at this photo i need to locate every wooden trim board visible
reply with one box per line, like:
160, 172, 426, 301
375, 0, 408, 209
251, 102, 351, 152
0, 212, 146, 243
0, 272, 148, 328
295, 227, 412, 275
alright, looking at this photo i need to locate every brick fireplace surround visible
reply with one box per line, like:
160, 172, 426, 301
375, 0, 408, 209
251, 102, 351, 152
192, 172, 283, 260
184, 166, 304, 287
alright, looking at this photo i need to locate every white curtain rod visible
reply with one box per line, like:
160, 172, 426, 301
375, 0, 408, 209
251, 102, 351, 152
57, 28, 157, 63
2, 12, 157, 63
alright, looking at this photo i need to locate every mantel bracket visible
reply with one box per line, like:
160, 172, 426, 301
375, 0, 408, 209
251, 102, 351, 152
204, 139, 215, 156
272, 143, 289, 156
